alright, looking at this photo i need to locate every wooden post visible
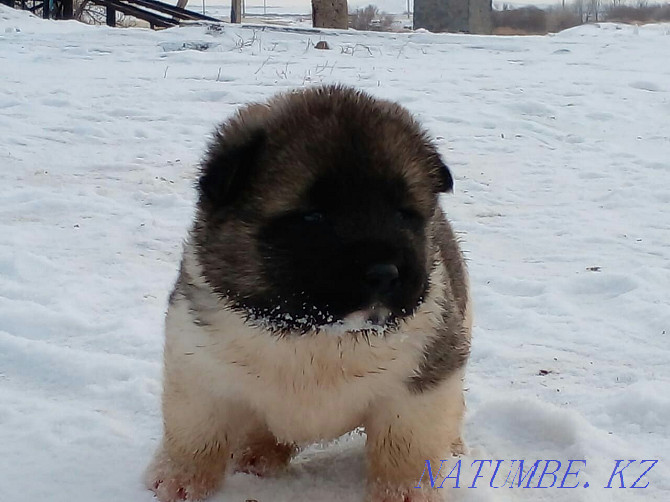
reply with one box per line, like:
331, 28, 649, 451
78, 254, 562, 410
231, 0, 241, 23
62, 0, 73, 18
106, 5, 116, 26
312, 0, 348, 29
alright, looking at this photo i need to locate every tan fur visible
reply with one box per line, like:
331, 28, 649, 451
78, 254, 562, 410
146, 242, 470, 502
365, 370, 466, 501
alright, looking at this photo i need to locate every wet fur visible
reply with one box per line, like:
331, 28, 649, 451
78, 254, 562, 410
145, 86, 471, 502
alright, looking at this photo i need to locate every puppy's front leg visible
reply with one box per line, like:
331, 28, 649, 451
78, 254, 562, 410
364, 371, 466, 502
144, 369, 234, 502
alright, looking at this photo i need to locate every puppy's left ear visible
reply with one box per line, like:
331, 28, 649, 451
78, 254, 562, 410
198, 128, 266, 209
435, 157, 454, 193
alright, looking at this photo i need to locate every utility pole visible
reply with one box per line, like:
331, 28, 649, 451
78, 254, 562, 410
231, 0, 241, 22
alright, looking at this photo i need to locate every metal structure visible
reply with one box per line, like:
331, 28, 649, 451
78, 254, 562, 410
14, 0, 221, 27
91, 0, 219, 28
11, 0, 73, 19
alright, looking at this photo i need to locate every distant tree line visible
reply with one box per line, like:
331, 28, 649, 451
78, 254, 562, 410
492, 0, 670, 34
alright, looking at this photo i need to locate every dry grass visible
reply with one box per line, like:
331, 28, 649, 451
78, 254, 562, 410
491, 2, 670, 36
492, 6, 548, 34
492, 26, 544, 35
546, 7, 583, 32
605, 4, 670, 23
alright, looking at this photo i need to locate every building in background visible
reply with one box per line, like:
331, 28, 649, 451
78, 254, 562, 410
414, 0, 492, 34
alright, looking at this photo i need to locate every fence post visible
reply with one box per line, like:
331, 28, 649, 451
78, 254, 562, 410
231, 0, 241, 23
62, 0, 73, 18
106, 5, 116, 26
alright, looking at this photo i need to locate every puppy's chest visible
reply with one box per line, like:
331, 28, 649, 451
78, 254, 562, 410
169, 297, 437, 441
217, 330, 422, 441
218, 330, 418, 397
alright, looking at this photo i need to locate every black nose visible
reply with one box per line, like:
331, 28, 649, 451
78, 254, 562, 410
365, 263, 400, 296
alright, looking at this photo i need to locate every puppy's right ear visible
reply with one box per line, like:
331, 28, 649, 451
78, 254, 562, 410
198, 128, 266, 208
435, 157, 454, 193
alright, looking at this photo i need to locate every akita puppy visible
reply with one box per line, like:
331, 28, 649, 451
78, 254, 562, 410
145, 85, 471, 502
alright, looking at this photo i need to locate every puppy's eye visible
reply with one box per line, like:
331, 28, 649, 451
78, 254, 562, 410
303, 211, 326, 223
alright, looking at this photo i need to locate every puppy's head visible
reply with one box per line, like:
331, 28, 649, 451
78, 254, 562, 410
193, 86, 452, 334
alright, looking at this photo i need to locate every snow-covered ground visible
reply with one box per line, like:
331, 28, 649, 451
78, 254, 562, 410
1, 5, 669, 502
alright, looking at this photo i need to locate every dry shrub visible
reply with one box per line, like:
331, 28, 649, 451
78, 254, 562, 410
379, 13, 395, 30
492, 6, 548, 34
605, 4, 670, 22
350, 4, 377, 30
546, 7, 583, 31
606, 5, 655, 21
349, 4, 395, 31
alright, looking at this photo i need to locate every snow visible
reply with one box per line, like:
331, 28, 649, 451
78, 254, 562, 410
1, 5, 669, 501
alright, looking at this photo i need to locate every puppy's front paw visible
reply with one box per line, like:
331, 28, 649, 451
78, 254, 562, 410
233, 440, 296, 477
367, 483, 444, 502
450, 437, 467, 456
144, 448, 225, 502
